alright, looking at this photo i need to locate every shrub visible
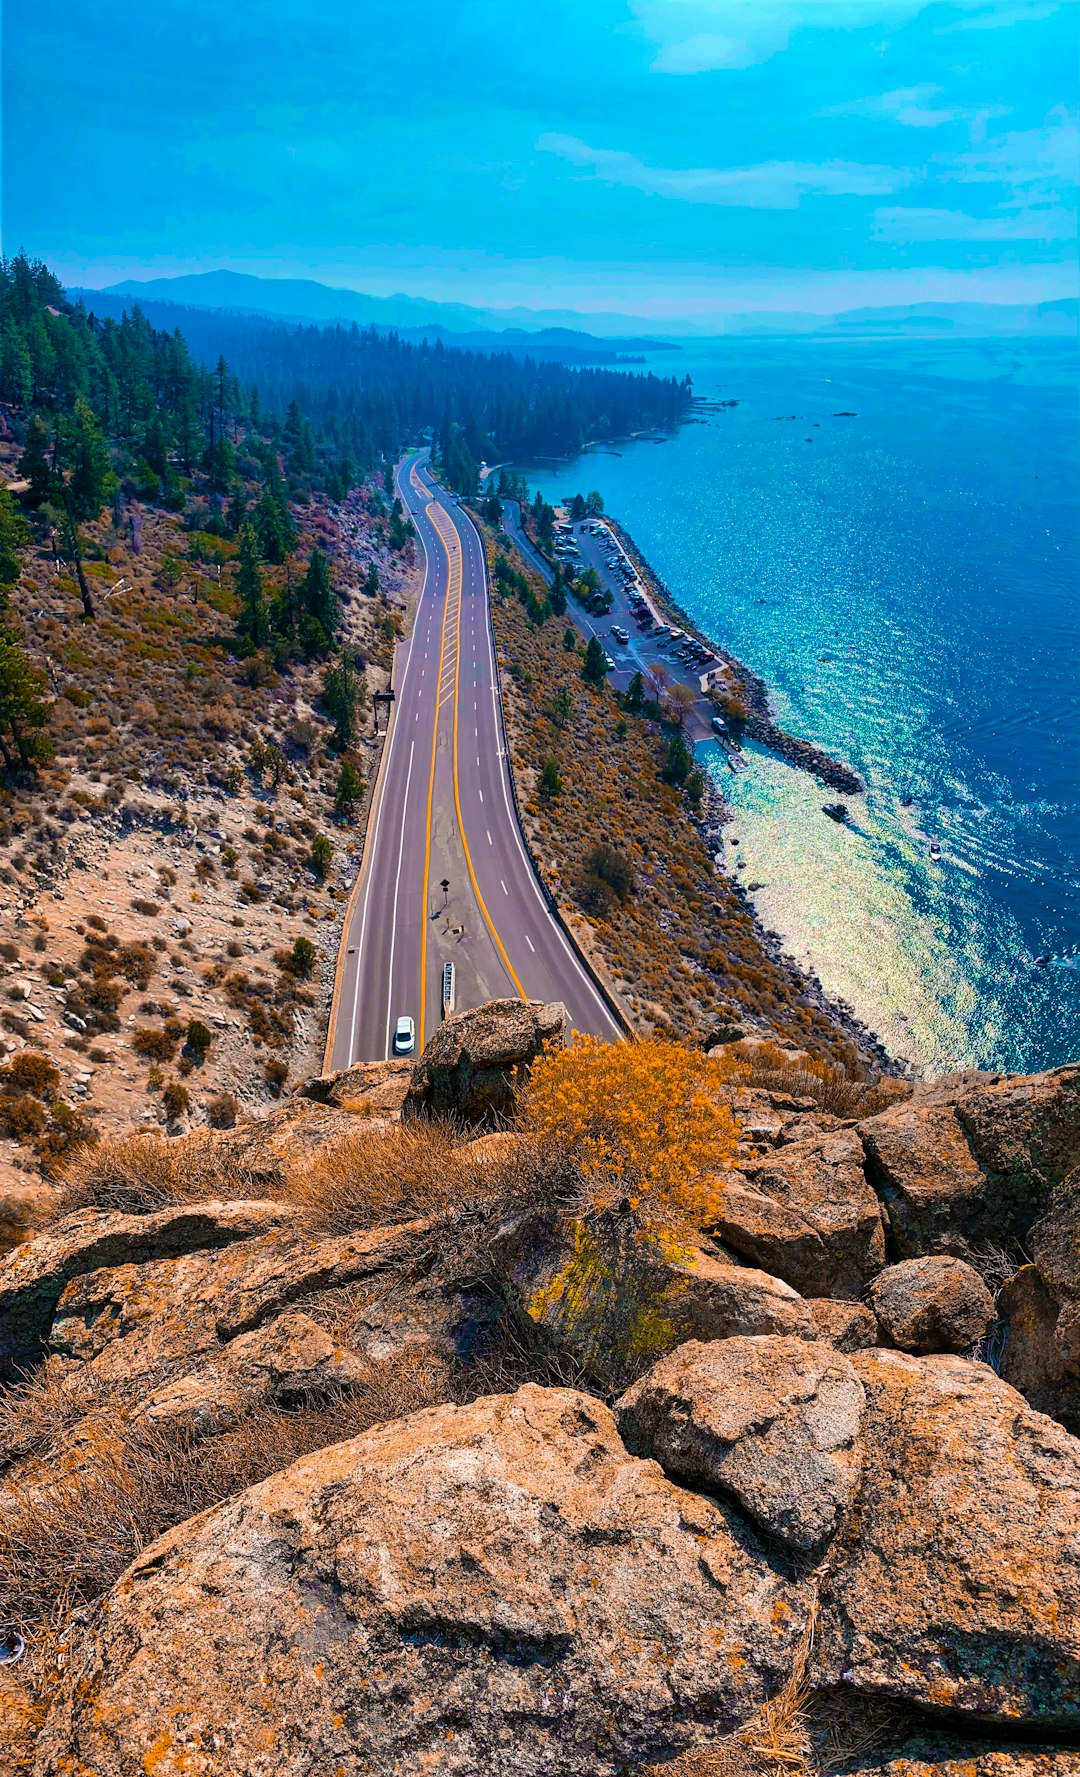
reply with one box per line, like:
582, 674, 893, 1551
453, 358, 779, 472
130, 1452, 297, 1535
184, 1019, 213, 1058
206, 1093, 240, 1129
0, 1094, 47, 1141
309, 832, 333, 879
130, 898, 160, 918
538, 759, 562, 799
132, 1025, 180, 1063
162, 1081, 190, 1121
0, 1053, 60, 1099
519, 1035, 738, 1229
583, 843, 635, 903
276, 935, 316, 979
264, 1058, 289, 1095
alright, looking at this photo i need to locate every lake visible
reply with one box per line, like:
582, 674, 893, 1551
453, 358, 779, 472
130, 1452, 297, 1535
523, 336, 1079, 1075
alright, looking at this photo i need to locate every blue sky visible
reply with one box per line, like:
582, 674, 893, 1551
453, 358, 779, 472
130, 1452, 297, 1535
4, 0, 1077, 320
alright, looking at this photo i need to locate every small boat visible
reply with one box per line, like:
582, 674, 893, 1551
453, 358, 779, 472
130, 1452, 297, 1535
929, 840, 942, 859
726, 751, 747, 774
900, 794, 915, 808
822, 803, 848, 823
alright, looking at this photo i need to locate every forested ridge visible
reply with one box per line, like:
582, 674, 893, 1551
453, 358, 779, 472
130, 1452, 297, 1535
1, 254, 691, 495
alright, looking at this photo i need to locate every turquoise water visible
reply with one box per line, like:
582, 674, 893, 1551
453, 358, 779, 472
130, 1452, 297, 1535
524, 338, 1079, 1074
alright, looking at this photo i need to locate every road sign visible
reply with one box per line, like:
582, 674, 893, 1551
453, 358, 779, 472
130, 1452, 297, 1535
441, 962, 456, 1017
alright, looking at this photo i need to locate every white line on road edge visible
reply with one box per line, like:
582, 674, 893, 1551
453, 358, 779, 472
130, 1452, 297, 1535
383, 740, 418, 1060
458, 502, 624, 1041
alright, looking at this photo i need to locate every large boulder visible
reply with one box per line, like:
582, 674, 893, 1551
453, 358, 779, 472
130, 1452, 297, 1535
34, 1385, 815, 1776
868, 1256, 995, 1355
617, 1336, 865, 1556
495, 1207, 816, 1390
403, 997, 566, 1127
0, 1199, 300, 1381
737, 1128, 887, 1298
816, 1350, 1080, 1729
807, 1297, 879, 1351
859, 1066, 1080, 1257
46, 1216, 431, 1389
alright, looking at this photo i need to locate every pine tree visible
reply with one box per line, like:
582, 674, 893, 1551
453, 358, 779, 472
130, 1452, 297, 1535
17, 416, 57, 506
234, 524, 270, 649
299, 548, 338, 639
64, 397, 116, 522
334, 759, 364, 819
0, 629, 51, 769
254, 487, 291, 564
582, 635, 609, 685
0, 488, 30, 604
321, 650, 364, 750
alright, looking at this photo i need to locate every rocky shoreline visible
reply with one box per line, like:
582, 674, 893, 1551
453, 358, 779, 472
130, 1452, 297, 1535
606, 517, 864, 794
589, 518, 888, 1069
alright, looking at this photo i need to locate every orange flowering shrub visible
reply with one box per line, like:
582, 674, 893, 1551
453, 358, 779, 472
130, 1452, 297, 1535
519, 1033, 738, 1229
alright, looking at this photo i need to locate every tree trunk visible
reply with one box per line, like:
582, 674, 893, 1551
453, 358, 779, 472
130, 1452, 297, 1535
0, 730, 15, 772
73, 549, 95, 619
9, 719, 30, 768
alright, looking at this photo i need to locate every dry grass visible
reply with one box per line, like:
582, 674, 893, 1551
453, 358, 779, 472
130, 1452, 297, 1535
0, 1350, 450, 1637
285, 1120, 577, 1240
48, 1129, 269, 1218
715, 1041, 905, 1121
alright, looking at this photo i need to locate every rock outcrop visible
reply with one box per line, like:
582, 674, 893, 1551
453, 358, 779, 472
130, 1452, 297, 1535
816, 1349, 1080, 1728
999, 1178, 1080, 1431
403, 997, 566, 1127
868, 1255, 995, 1354
617, 1335, 865, 1555
859, 1064, 1080, 1256
0, 1199, 300, 1380
34, 1386, 815, 1776
735, 1129, 887, 1298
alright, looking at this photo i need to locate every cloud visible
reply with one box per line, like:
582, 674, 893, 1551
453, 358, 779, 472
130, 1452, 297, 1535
935, 109, 1079, 194
628, 1, 1068, 73
537, 132, 911, 206
822, 84, 1002, 128
873, 202, 1076, 238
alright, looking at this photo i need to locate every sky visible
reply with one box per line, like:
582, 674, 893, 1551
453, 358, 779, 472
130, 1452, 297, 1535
3, 0, 1077, 322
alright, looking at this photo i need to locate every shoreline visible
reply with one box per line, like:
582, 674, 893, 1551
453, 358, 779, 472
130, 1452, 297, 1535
494, 496, 896, 1074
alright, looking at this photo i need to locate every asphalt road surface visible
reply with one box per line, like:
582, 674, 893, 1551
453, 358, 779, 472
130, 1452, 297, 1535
330, 455, 624, 1066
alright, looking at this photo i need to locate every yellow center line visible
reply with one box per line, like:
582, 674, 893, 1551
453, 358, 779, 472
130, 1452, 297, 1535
418, 500, 455, 1051
428, 504, 526, 1002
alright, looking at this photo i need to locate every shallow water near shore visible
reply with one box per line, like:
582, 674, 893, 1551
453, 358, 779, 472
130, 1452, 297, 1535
522, 336, 1079, 1074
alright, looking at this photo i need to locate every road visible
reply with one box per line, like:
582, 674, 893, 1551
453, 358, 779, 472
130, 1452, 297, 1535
329, 455, 624, 1067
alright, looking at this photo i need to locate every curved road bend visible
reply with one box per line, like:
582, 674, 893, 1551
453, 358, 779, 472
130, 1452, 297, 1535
330, 454, 623, 1066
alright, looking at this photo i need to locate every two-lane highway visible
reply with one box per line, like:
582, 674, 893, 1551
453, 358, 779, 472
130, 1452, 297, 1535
329, 455, 623, 1066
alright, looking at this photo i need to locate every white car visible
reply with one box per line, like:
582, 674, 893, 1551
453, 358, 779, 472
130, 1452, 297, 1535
392, 1015, 415, 1055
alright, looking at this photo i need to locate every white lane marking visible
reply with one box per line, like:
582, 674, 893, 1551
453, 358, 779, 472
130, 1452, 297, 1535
486, 829, 492, 844
478, 789, 484, 803
525, 933, 535, 952
501, 879, 508, 895
456, 503, 622, 1041
383, 740, 418, 1059
345, 456, 433, 1066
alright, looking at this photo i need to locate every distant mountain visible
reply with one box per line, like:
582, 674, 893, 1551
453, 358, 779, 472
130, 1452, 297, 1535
94, 271, 676, 360
81, 270, 1077, 346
